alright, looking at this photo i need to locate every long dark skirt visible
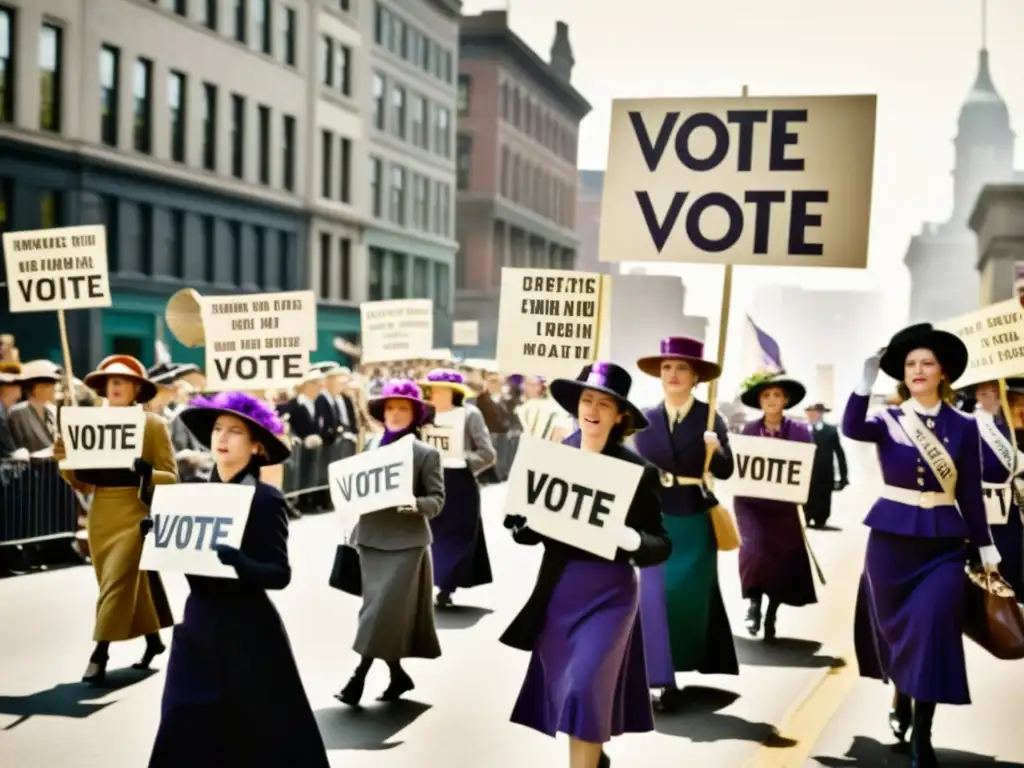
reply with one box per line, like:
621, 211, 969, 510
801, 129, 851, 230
640, 514, 738, 685
149, 592, 329, 768
430, 467, 493, 592
734, 497, 817, 607
854, 530, 971, 705
991, 507, 1024, 598
510, 560, 654, 743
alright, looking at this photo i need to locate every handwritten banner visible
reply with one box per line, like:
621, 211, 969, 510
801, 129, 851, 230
3, 225, 112, 312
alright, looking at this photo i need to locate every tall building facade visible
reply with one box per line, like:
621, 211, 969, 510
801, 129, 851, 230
365, 0, 460, 348
454, 10, 591, 356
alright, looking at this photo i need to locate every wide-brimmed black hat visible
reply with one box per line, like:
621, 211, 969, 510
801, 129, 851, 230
879, 323, 968, 384
549, 362, 649, 430
178, 392, 291, 466
147, 361, 201, 387
740, 374, 807, 409
804, 402, 831, 413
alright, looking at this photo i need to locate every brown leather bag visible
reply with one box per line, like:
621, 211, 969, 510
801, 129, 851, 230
962, 566, 1024, 660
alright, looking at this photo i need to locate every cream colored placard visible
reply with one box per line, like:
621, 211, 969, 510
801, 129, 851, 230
360, 299, 434, 363
724, 434, 817, 504
58, 405, 146, 471
327, 434, 416, 516
496, 268, 609, 380
452, 320, 479, 347
200, 290, 317, 391
936, 298, 1024, 389
3, 225, 112, 312
599, 94, 876, 268
422, 408, 466, 468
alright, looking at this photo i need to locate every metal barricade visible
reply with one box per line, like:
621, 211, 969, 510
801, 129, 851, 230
0, 458, 78, 545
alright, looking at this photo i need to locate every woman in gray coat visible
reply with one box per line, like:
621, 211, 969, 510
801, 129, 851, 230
336, 379, 445, 706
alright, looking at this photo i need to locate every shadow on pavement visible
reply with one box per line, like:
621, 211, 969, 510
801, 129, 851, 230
654, 685, 797, 747
0, 667, 157, 729
809, 524, 844, 532
315, 699, 432, 750
812, 735, 1024, 766
735, 636, 847, 670
434, 605, 494, 630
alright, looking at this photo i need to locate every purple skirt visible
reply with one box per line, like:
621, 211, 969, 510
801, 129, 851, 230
510, 560, 654, 742
430, 467, 493, 592
854, 530, 971, 705
734, 497, 817, 606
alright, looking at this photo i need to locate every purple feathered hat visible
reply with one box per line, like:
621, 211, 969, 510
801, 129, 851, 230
506, 374, 525, 388
368, 379, 435, 427
179, 391, 291, 465
418, 368, 470, 398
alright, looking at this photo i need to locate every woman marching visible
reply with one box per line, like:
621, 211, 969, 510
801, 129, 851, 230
419, 368, 497, 608
501, 362, 671, 768
632, 337, 739, 711
53, 355, 177, 683
336, 380, 445, 706
734, 372, 818, 640
148, 392, 329, 768
846, 324, 1000, 767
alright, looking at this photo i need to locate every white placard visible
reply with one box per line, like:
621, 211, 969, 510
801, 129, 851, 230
140, 484, 256, 579
328, 434, 416, 516
983, 485, 1010, 526
360, 299, 434, 363
199, 290, 317, 391
422, 408, 466, 468
496, 268, 611, 379
426, 348, 452, 360
2, 225, 112, 312
58, 405, 146, 471
725, 433, 817, 504
452, 320, 479, 347
504, 435, 643, 559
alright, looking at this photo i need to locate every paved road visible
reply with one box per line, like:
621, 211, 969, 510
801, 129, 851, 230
2, 442, 1023, 767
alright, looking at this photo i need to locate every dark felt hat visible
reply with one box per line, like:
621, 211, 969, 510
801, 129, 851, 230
636, 337, 722, 382
804, 402, 831, 413
879, 323, 968, 384
740, 374, 807, 410
549, 362, 649, 429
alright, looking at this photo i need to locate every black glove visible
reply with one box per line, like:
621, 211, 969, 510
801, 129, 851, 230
134, 458, 153, 484
504, 514, 526, 530
834, 479, 848, 491
140, 517, 154, 537
215, 544, 242, 566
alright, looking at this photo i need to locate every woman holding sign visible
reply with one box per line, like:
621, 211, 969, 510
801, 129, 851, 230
53, 355, 177, 684
148, 391, 329, 768
844, 323, 1001, 768
336, 379, 445, 706
501, 362, 671, 768
419, 368, 497, 608
733, 372, 817, 641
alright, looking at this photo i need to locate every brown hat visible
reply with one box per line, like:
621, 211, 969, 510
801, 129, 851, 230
84, 355, 158, 404
0, 360, 21, 384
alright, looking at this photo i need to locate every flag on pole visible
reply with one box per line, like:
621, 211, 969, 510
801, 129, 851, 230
741, 315, 784, 375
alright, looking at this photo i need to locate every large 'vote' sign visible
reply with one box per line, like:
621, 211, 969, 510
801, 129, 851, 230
58, 405, 146, 471
422, 408, 466, 468
504, 435, 642, 559
724, 434, 817, 504
140, 484, 255, 579
598, 95, 876, 269
3, 225, 112, 313
328, 434, 416, 516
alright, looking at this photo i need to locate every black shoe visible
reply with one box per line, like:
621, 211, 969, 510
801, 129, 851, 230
334, 675, 365, 707
910, 701, 938, 768
889, 690, 912, 742
653, 687, 683, 712
132, 639, 167, 670
435, 590, 453, 609
377, 671, 414, 702
745, 600, 762, 636
81, 660, 107, 685
763, 601, 779, 641
598, 751, 611, 768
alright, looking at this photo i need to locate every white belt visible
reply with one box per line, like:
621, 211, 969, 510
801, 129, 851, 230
880, 485, 955, 509
659, 473, 703, 488
982, 482, 1009, 497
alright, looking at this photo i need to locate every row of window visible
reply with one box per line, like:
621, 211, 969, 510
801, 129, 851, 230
319, 35, 354, 98
373, 3, 454, 86
369, 157, 452, 239
497, 78, 578, 163
372, 72, 451, 158
498, 145, 576, 228
368, 246, 451, 306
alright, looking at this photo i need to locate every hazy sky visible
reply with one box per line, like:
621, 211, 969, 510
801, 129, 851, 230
461, 0, 1024, 367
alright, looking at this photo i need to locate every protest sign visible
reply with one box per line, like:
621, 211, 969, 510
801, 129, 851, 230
598, 94, 876, 268
452, 320, 479, 347
504, 435, 642, 559
199, 290, 317, 391
935, 298, 1024, 389
2, 224, 112, 312
58, 405, 146, 471
422, 408, 466, 468
496, 268, 612, 379
328, 434, 416, 516
725, 434, 817, 504
427, 348, 452, 360
360, 299, 434, 363
140, 484, 255, 579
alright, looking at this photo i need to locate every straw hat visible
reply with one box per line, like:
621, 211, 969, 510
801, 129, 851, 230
84, 355, 158, 404
0, 361, 21, 385
17, 359, 61, 386
165, 288, 205, 348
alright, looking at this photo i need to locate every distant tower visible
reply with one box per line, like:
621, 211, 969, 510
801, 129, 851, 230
549, 21, 575, 81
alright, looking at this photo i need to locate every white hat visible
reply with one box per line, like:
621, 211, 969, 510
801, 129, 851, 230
17, 359, 61, 384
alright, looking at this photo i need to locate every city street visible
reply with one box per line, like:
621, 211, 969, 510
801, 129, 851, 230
2, 443, 1024, 767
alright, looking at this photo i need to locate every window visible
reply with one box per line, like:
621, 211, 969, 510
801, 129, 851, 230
390, 253, 405, 299
99, 45, 119, 146
199, 0, 217, 29
410, 95, 426, 148
391, 84, 405, 139
337, 45, 351, 96
257, 105, 270, 184
228, 221, 242, 284
282, 115, 295, 190
254, 227, 266, 286
456, 134, 471, 190
457, 74, 470, 114
389, 16, 403, 56
411, 174, 425, 229
281, 7, 296, 66
412, 258, 428, 297
435, 107, 450, 157
372, 73, 385, 129
278, 232, 290, 288
368, 247, 383, 300
389, 165, 405, 225
169, 209, 185, 277
430, 180, 441, 233
439, 183, 450, 237
369, 156, 382, 217
338, 137, 351, 203
230, 94, 245, 178
255, 0, 271, 54
434, 262, 450, 308
500, 146, 509, 197
320, 129, 333, 198
233, 0, 247, 43
133, 58, 152, 153
420, 36, 431, 72
318, 232, 331, 298
100, 195, 119, 272
202, 215, 215, 283
338, 238, 351, 299
173, 0, 187, 16
0, 8, 12, 123
320, 35, 333, 86
40, 191, 61, 229
499, 82, 508, 120
138, 204, 153, 274
39, 24, 62, 132
443, 51, 453, 83
373, 4, 386, 45
201, 82, 217, 170
168, 70, 186, 162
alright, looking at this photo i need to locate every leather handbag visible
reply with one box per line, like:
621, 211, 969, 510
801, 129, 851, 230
328, 544, 362, 597
709, 499, 741, 552
962, 566, 1024, 660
